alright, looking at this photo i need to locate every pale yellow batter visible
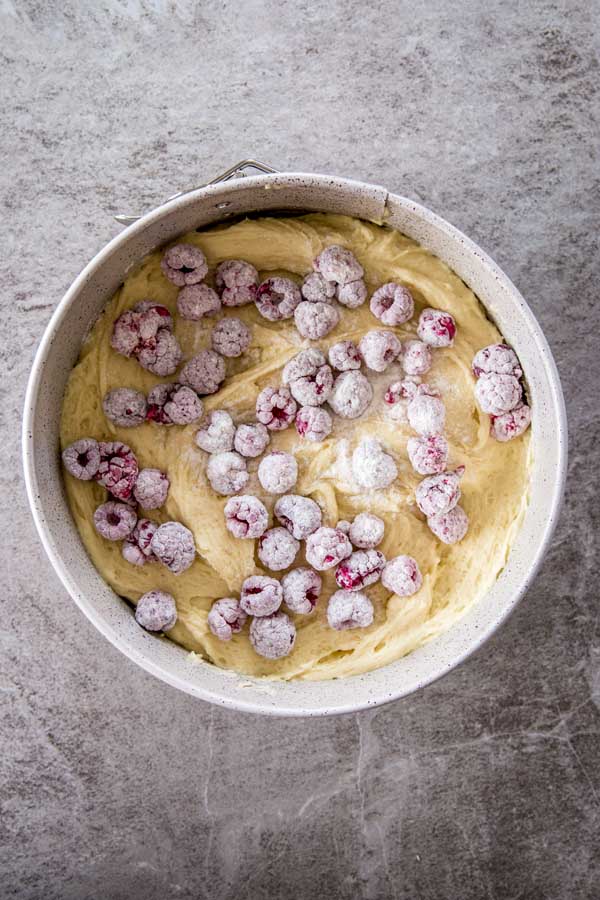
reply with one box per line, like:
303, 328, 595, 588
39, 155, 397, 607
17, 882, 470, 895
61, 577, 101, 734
60, 214, 531, 680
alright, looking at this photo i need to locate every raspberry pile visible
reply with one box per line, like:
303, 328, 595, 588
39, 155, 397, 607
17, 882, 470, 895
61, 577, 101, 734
471, 343, 531, 442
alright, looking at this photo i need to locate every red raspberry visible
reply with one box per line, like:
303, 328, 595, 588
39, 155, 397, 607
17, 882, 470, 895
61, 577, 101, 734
289, 364, 333, 407
381, 555, 423, 596
96, 441, 139, 501
146, 383, 203, 425
472, 344, 522, 378
110, 309, 143, 357
224, 495, 269, 539
256, 386, 297, 431
258, 527, 300, 571
93, 501, 137, 541
103, 388, 147, 428
137, 329, 182, 377
257, 451, 298, 495
370, 282, 414, 325
122, 518, 158, 566
407, 393, 446, 436
207, 598, 247, 641
475, 373, 522, 416
179, 350, 226, 395
240, 575, 283, 617
206, 452, 249, 495
407, 435, 449, 475
211, 317, 252, 357
135, 590, 178, 631
133, 468, 169, 510
328, 340, 362, 371
150, 521, 196, 574
255, 277, 302, 321
336, 279, 367, 308
249, 612, 296, 659
328, 371, 373, 419
301, 272, 336, 303
177, 283, 221, 320
335, 549, 386, 591
195, 410, 235, 453
490, 404, 531, 442
281, 567, 322, 614
348, 513, 384, 549
415, 469, 463, 518
161, 243, 208, 286
62, 438, 101, 481
401, 340, 432, 376
327, 590, 373, 630
216, 260, 258, 307
417, 308, 456, 347
337, 520, 351, 534
295, 406, 333, 442
274, 494, 322, 539
233, 422, 270, 458
384, 379, 420, 404
282, 348, 326, 382
305, 526, 352, 571
313, 245, 363, 285
359, 330, 402, 372
294, 301, 339, 340
352, 438, 397, 489
427, 505, 469, 544
133, 300, 174, 329
111, 304, 181, 375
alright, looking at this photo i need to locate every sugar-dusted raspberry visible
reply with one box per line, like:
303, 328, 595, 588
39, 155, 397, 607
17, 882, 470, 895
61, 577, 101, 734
415, 469, 462, 518
370, 282, 414, 325
305, 526, 352, 571
150, 521, 196, 573
195, 410, 235, 453
111, 303, 174, 361
490, 404, 532, 442
255, 277, 302, 321
133, 468, 169, 509
289, 364, 333, 407
135, 590, 178, 631
282, 567, 322, 614
211, 317, 252, 357
352, 438, 397, 490
234, 422, 270, 458
122, 541, 146, 567
417, 308, 456, 347
274, 494, 322, 539
93, 501, 137, 541
96, 441, 139, 500
206, 451, 249, 495
257, 450, 298, 495
336, 520, 351, 534
313, 245, 363, 285
335, 549, 386, 591
161, 243, 208, 286
146, 383, 203, 425
359, 330, 402, 373
216, 259, 259, 307
349, 512, 384, 549
224, 495, 269, 539
337, 279, 367, 308
327, 590, 373, 631
328, 370, 373, 419
249, 612, 296, 659
328, 340, 362, 372
475, 373, 522, 416
428, 505, 469, 544
282, 348, 326, 384
381, 555, 423, 596
133, 300, 174, 329
384, 379, 420, 404
179, 350, 226, 395
62, 438, 101, 481
472, 343, 522, 378
240, 575, 283, 617
137, 328, 182, 377
110, 309, 143, 358
295, 406, 333, 442
301, 272, 336, 304
294, 301, 339, 340
407, 393, 446, 435
102, 388, 147, 428
177, 283, 221, 320
258, 527, 300, 571
207, 597, 247, 641
402, 340, 432, 376
407, 434, 449, 475
256, 385, 297, 431
122, 517, 158, 566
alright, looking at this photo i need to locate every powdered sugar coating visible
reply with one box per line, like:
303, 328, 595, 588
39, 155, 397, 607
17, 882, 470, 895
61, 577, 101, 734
195, 410, 235, 453
255, 277, 302, 321
122, 518, 158, 566
352, 438, 397, 489
177, 283, 221, 320
258, 527, 300, 571
370, 282, 414, 325
417, 308, 456, 347
240, 575, 283, 617
415, 470, 462, 517
305, 527, 352, 571
407, 393, 446, 435
328, 371, 373, 419
328, 340, 362, 371
103, 388, 147, 427
384, 379, 422, 404
207, 598, 247, 641
133, 468, 169, 509
135, 591, 177, 631
301, 272, 336, 304
336, 520, 351, 534
282, 348, 326, 384
257, 451, 298, 495
146, 383, 203, 425
234, 422, 270, 458
249, 612, 296, 659
381, 555, 423, 596
475, 373, 522, 416
295, 406, 333, 442
289, 364, 333, 407
179, 350, 226, 395
282, 567, 322, 614
274, 494, 322, 539
427, 505, 469, 544
62, 438, 101, 480
110, 304, 174, 363
294, 301, 340, 340
256, 386, 297, 431
335, 549, 386, 591
401, 340, 432, 376
472, 344, 522, 378
349, 512, 385, 549
216, 260, 259, 308
490, 404, 532, 442
313, 245, 363, 285
137, 328, 182, 377
407, 434, 449, 475
327, 590, 373, 631
211, 317, 252, 357
224, 495, 269, 539
150, 521, 196, 574
93, 501, 137, 541
359, 330, 402, 373
96, 441, 139, 500
336, 279, 368, 308
133, 300, 174, 329
206, 452, 249, 495
161, 243, 208, 286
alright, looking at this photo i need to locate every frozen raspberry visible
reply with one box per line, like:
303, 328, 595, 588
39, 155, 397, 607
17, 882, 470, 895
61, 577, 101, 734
349, 512, 385, 549
150, 521, 196, 574
490, 404, 532, 442
282, 567, 322, 614
240, 575, 283, 617
161, 243, 208, 286
234, 422, 270, 458
305, 527, 352, 571
258, 527, 300, 571
301, 272, 336, 303
289, 364, 333, 407
335, 549, 386, 591
122, 541, 146, 566
294, 301, 339, 340
135, 590, 178, 631
384, 379, 421, 404
207, 598, 247, 641
216, 259, 259, 307
177, 283, 221, 320
313, 245, 363, 285
133, 468, 169, 509
250, 612, 296, 659
133, 300, 174, 328
336, 520, 351, 534
206, 452, 249, 495
407, 393, 446, 435
327, 590, 373, 631
274, 494, 322, 539
336, 279, 367, 308
146, 383, 203, 425
407, 435, 449, 475
417, 308, 456, 347
110, 310, 143, 357
328, 371, 373, 419
179, 350, 226, 395
472, 344, 522, 378
122, 518, 158, 566
352, 438, 397, 490
224, 495, 269, 539
102, 388, 147, 428
195, 410, 235, 453
427, 505, 469, 544
255, 277, 302, 321
256, 386, 297, 431
282, 348, 326, 384
328, 340, 362, 372
475, 373, 522, 416
211, 317, 252, 357
96, 441, 139, 500
359, 330, 402, 373
257, 451, 298, 494
415, 469, 463, 518
62, 438, 101, 481
402, 340, 432, 376
381, 555, 423, 596
110, 304, 173, 360
370, 282, 414, 325
93, 501, 137, 541
295, 406, 333, 442
137, 328, 182, 377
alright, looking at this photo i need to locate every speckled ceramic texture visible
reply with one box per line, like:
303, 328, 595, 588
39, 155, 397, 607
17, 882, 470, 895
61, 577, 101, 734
22, 173, 567, 716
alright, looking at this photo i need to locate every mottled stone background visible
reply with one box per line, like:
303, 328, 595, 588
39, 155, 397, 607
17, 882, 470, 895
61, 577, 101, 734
1, 1, 599, 898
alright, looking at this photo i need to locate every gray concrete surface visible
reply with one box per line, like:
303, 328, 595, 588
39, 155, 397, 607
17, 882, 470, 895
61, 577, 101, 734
2, 1, 599, 897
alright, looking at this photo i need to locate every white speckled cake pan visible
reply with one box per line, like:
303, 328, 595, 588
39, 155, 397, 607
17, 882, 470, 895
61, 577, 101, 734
22, 168, 567, 716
